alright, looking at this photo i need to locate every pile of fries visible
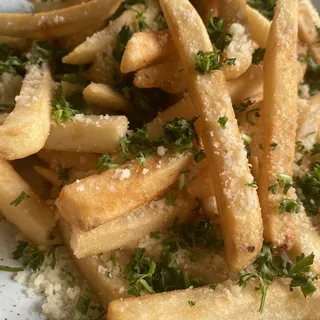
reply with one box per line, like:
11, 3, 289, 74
1, 0, 320, 319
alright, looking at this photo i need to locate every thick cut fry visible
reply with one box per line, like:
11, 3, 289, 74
70, 194, 197, 258
57, 152, 193, 231
147, 98, 195, 137
37, 150, 99, 172
83, 83, 132, 112
134, 59, 186, 94
108, 279, 320, 320
0, 0, 121, 40
160, 0, 263, 271
121, 30, 177, 73
34, 166, 60, 187
258, 0, 298, 250
44, 115, 128, 154
58, 219, 129, 304
0, 159, 56, 244
0, 64, 52, 160
246, 6, 271, 48
33, 0, 90, 13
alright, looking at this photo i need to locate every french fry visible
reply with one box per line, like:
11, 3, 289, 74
134, 59, 187, 94
121, 30, 177, 73
108, 279, 320, 320
70, 193, 197, 258
63, 0, 160, 65
219, 0, 254, 80
0, 64, 52, 160
258, 0, 299, 249
0, 159, 56, 245
147, 98, 195, 137
57, 152, 194, 231
83, 83, 132, 112
246, 5, 271, 48
34, 166, 60, 187
58, 219, 130, 304
190, 0, 219, 21
32, 0, 90, 13
160, 0, 263, 271
187, 168, 214, 200
44, 115, 128, 154
0, 0, 121, 40
37, 150, 99, 172
0, 36, 30, 52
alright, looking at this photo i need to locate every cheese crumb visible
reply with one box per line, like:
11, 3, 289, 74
157, 146, 167, 156
113, 168, 131, 180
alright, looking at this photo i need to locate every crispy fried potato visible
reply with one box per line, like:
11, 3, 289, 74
57, 152, 193, 231
246, 5, 271, 48
83, 83, 132, 112
34, 166, 60, 187
160, 0, 263, 271
258, 0, 299, 250
0, 0, 121, 40
134, 59, 186, 94
33, 0, 90, 13
44, 115, 128, 154
37, 150, 99, 172
0, 159, 56, 244
58, 219, 129, 304
70, 194, 197, 258
108, 279, 320, 320
121, 30, 177, 73
0, 64, 52, 160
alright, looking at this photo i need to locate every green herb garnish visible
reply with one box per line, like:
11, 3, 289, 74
252, 48, 265, 65
278, 198, 301, 214
206, 16, 232, 51
10, 191, 30, 206
247, 0, 277, 20
218, 116, 228, 129
97, 154, 119, 174
193, 50, 222, 74
113, 24, 133, 63
0, 265, 24, 272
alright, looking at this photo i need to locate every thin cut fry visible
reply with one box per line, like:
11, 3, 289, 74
121, 30, 177, 73
70, 194, 197, 258
34, 166, 60, 187
37, 150, 99, 172
0, 64, 52, 160
0, 0, 121, 40
160, 0, 263, 271
83, 83, 132, 112
57, 152, 193, 231
0, 159, 56, 244
33, 0, 90, 13
44, 115, 128, 154
108, 279, 320, 320
258, 0, 299, 250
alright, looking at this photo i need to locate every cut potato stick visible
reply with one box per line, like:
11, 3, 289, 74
44, 115, 128, 154
34, 166, 60, 187
83, 83, 132, 112
147, 98, 195, 137
0, 64, 52, 160
70, 194, 197, 258
108, 279, 320, 320
37, 150, 99, 172
57, 152, 194, 231
187, 168, 215, 200
63, 0, 160, 65
58, 219, 129, 304
33, 0, 90, 13
161, 0, 263, 271
0, 159, 56, 244
246, 6, 271, 48
0, 0, 121, 40
134, 59, 187, 94
121, 30, 177, 73
258, 0, 298, 250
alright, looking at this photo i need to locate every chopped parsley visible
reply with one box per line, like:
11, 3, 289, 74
268, 184, 277, 194
233, 99, 255, 113
57, 164, 72, 181
269, 142, 277, 151
252, 48, 265, 65
311, 143, 320, 156
218, 116, 228, 129
76, 295, 91, 315
150, 231, 161, 239
113, 24, 133, 63
277, 174, 293, 195
135, 11, 150, 32
296, 162, 320, 215
155, 12, 168, 30
246, 108, 260, 126
0, 265, 24, 272
224, 58, 236, 66
10, 191, 30, 206
97, 154, 119, 173
206, 16, 232, 51
238, 243, 317, 312
0, 43, 26, 76
52, 85, 84, 124
246, 180, 257, 188
120, 117, 205, 163
188, 300, 196, 307
0, 102, 15, 111
12, 241, 45, 271
47, 244, 63, 270
193, 50, 222, 74
247, 0, 277, 20
278, 198, 301, 214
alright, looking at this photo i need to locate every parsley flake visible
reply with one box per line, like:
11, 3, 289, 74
10, 191, 30, 206
206, 16, 232, 51
252, 48, 265, 65
193, 50, 222, 74
188, 300, 196, 307
218, 116, 228, 129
